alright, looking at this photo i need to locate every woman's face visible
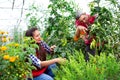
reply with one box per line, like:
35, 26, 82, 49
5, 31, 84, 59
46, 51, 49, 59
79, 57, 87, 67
79, 14, 88, 23
33, 30, 41, 43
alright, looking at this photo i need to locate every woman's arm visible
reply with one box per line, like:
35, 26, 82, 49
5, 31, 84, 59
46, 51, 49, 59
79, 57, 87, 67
29, 54, 66, 68
41, 58, 66, 67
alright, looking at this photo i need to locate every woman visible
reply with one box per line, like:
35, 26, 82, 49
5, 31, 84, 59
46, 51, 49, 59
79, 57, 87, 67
74, 10, 98, 61
25, 27, 66, 80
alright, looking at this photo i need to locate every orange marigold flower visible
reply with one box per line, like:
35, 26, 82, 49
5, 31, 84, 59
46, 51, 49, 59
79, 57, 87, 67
9, 57, 16, 62
0, 31, 5, 35
1, 46, 7, 51
3, 55, 10, 60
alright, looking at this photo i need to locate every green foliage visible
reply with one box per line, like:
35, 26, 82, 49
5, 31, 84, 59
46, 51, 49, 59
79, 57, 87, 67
25, 4, 40, 29
89, 0, 120, 55
1, 0, 120, 79
42, 0, 86, 57
45, 0, 75, 35
12, 27, 23, 44
55, 50, 120, 80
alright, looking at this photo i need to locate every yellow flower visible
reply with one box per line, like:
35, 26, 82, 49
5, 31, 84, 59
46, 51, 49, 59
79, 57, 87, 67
9, 57, 16, 62
0, 30, 8, 35
0, 31, 3, 34
0, 31, 5, 35
2, 37, 7, 42
14, 43, 19, 47
1, 46, 7, 51
5, 32, 8, 34
10, 66, 13, 69
16, 55, 19, 59
2, 36, 6, 38
3, 55, 10, 60
7, 37, 11, 41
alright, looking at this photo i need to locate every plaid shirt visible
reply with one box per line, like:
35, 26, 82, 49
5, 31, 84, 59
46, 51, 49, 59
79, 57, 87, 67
29, 41, 51, 68
40, 41, 51, 54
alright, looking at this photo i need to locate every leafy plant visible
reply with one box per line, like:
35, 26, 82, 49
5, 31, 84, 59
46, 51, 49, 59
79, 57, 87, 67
0, 30, 10, 46
25, 4, 40, 29
89, 0, 120, 55
0, 35, 38, 80
42, 0, 86, 58
54, 50, 120, 80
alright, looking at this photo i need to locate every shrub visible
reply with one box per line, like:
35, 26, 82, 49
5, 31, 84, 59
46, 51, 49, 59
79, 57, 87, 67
0, 31, 37, 80
54, 50, 120, 80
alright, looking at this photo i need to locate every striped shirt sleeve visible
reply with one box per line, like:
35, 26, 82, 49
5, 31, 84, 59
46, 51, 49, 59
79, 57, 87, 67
40, 41, 51, 54
29, 54, 41, 68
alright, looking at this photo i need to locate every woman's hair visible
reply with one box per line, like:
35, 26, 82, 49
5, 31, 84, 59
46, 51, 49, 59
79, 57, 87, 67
75, 10, 86, 20
25, 27, 47, 61
25, 27, 38, 37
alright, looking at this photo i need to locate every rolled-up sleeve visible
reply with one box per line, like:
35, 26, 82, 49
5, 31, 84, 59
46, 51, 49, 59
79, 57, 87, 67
29, 54, 41, 68
40, 41, 51, 54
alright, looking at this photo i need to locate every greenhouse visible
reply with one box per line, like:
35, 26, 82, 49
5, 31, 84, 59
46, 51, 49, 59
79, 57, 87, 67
0, 0, 120, 80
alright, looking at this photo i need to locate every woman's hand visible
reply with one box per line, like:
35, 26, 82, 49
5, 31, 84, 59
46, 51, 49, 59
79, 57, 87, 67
50, 45, 56, 52
77, 26, 88, 35
78, 26, 88, 31
55, 58, 66, 64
